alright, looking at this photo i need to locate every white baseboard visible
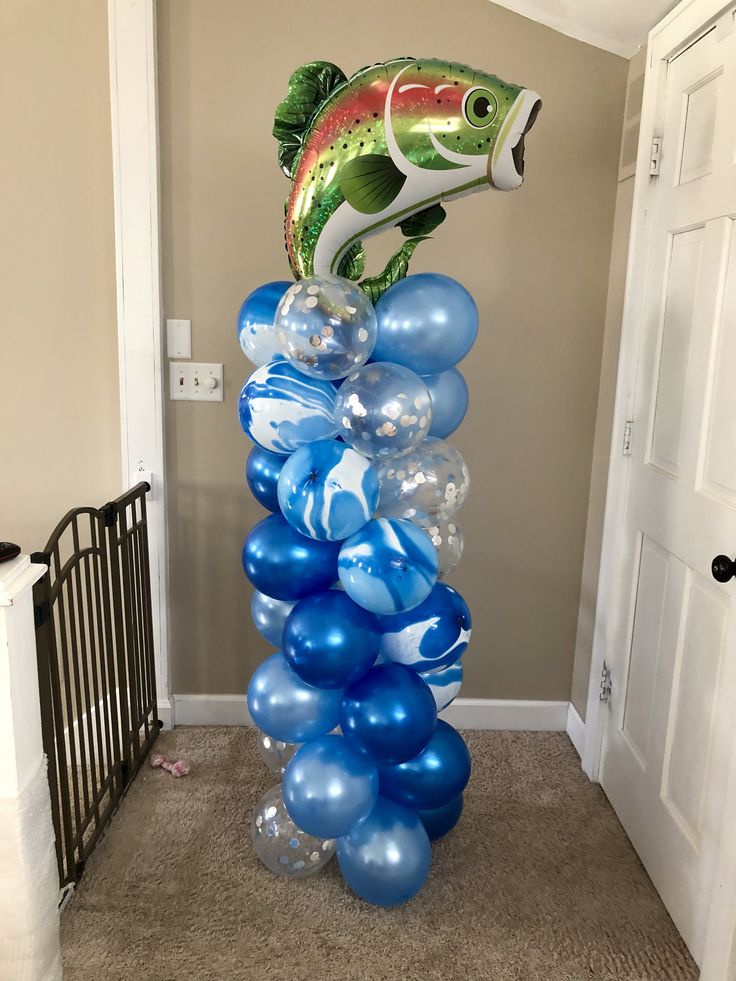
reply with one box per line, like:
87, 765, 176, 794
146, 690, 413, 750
157, 698, 176, 731
171, 693, 569, 731
566, 702, 586, 759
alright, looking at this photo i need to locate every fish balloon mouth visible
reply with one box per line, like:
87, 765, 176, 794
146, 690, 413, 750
489, 90, 542, 191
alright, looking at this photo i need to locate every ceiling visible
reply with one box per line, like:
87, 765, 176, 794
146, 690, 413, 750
490, 0, 680, 57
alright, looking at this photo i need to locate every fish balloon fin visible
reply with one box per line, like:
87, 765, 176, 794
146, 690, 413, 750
337, 242, 366, 281
273, 61, 347, 178
339, 154, 407, 215
398, 203, 446, 238
359, 237, 429, 303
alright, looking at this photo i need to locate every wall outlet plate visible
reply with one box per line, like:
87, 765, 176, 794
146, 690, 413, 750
169, 362, 223, 402
166, 319, 192, 358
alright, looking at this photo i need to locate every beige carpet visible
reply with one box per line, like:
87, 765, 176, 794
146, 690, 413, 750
60, 728, 697, 981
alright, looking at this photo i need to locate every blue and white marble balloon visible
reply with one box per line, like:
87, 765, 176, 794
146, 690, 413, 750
277, 439, 379, 542
237, 281, 290, 367
338, 518, 438, 615
377, 583, 471, 673
419, 660, 463, 712
238, 361, 338, 455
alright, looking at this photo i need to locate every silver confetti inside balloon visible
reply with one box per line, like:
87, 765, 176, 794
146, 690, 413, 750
251, 784, 336, 878
376, 438, 470, 522
418, 517, 464, 578
256, 729, 300, 774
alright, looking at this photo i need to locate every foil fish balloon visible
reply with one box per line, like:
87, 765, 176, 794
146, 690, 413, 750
274, 57, 541, 300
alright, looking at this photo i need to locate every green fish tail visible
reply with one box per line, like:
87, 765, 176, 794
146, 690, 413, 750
359, 237, 429, 303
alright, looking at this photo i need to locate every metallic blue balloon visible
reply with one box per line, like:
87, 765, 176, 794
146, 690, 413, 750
338, 518, 438, 615
237, 281, 290, 367
242, 514, 339, 601
283, 735, 378, 838
283, 591, 380, 689
340, 663, 437, 764
246, 446, 286, 513
277, 439, 379, 542
378, 720, 471, 810
373, 274, 478, 375
247, 652, 343, 743
423, 368, 469, 439
337, 796, 431, 907
250, 591, 297, 648
416, 794, 464, 841
377, 582, 471, 673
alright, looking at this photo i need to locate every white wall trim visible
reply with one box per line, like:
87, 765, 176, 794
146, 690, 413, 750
566, 703, 586, 760
173, 695, 252, 727
107, 0, 171, 713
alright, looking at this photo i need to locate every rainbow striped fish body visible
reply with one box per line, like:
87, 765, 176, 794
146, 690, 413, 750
273, 57, 541, 300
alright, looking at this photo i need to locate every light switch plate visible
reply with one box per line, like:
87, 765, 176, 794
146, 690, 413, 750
169, 362, 223, 401
166, 319, 192, 358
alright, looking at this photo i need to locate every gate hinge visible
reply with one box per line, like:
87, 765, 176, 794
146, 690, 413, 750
599, 660, 612, 703
649, 137, 662, 176
34, 599, 50, 627
622, 420, 634, 456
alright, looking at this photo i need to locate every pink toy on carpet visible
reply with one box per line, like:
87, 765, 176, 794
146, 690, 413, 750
149, 752, 190, 778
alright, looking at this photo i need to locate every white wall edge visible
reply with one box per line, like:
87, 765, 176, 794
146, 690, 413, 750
566, 703, 586, 759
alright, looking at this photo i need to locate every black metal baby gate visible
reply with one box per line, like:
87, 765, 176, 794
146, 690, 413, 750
31, 482, 160, 889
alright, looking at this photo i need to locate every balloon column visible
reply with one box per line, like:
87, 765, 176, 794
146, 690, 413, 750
237, 54, 540, 908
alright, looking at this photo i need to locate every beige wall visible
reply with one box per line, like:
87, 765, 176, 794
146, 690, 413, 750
158, 0, 628, 698
571, 47, 647, 719
0, 1, 120, 552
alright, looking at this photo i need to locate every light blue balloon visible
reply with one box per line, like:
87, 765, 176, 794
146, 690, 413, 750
277, 440, 379, 542
250, 591, 297, 648
247, 652, 343, 743
338, 518, 438, 615
374, 274, 478, 375
238, 361, 338, 455
283, 735, 378, 838
419, 659, 463, 712
337, 796, 432, 907
237, 281, 290, 367
416, 794, 463, 841
423, 368, 469, 439
377, 583, 471, 672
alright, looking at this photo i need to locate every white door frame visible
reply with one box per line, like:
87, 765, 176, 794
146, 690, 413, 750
107, 0, 173, 727
584, 0, 736, 974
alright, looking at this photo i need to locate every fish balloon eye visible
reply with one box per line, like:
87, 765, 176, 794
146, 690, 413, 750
462, 87, 498, 129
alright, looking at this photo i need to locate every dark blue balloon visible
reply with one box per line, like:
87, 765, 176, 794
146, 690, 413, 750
237, 281, 290, 367
337, 796, 431, 907
250, 591, 296, 648
242, 514, 339, 601
373, 274, 478, 375
283, 735, 378, 838
378, 720, 471, 810
378, 582, 472, 673
340, 663, 437, 764
423, 368, 469, 439
246, 445, 286, 512
415, 794, 464, 841
247, 653, 342, 743
283, 591, 380, 689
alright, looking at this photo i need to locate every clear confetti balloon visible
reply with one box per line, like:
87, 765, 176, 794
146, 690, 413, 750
256, 730, 300, 775
251, 784, 335, 878
275, 276, 377, 381
418, 516, 464, 577
335, 363, 432, 460
376, 438, 470, 523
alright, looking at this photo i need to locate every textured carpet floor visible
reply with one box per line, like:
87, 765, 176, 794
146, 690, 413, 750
60, 728, 697, 981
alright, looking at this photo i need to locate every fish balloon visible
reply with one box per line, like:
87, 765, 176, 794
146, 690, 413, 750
273, 57, 541, 301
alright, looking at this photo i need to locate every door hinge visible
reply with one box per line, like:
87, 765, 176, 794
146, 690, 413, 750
599, 661, 612, 703
649, 137, 662, 176
622, 420, 634, 456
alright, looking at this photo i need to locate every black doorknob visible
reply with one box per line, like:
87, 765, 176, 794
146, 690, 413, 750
711, 555, 736, 583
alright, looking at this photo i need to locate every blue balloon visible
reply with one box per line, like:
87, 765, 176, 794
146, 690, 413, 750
373, 274, 478, 375
378, 720, 471, 810
238, 360, 338, 455
250, 591, 296, 648
377, 583, 471, 673
416, 794, 464, 841
246, 446, 286, 513
247, 653, 343, 743
337, 797, 431, 907
283, 735, 378, 838
419, 659, 463, 712
340, 663, 437, 764
423, 368, 469, 439
283, 590, 380, 689
338, 518, 438, 615
237, 281, 290, 367
242, 514, 339, 601
277, 440, 379, 542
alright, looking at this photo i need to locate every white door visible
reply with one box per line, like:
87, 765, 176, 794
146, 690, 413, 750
600, 18, 736, 967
